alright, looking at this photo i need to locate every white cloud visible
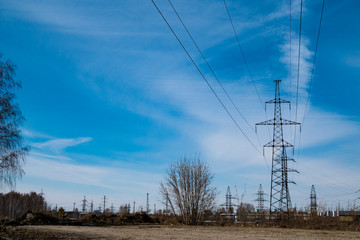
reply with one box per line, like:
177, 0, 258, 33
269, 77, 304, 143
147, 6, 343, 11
4, 0, 359, 210
291, 157, 360, 208
346, 56, 360, 69
0, 0, 160, 38
22, 128, 53, 139
298, 108, 360, 148
32, 137, 93, 153
31, 152, 71, 161
17, 153, 163, 211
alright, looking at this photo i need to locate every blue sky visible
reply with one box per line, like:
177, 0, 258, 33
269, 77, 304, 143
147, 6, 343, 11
0, 0, 359, 211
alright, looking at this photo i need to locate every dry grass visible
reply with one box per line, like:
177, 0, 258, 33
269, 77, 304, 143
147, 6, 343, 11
2, 225, 359, 240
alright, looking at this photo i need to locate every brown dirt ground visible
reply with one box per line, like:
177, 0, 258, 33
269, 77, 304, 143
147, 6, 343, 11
3, 225, 360, 240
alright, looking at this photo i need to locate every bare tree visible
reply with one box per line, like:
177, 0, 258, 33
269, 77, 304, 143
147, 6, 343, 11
160, 156, 217, 225
0, 56, 29, 188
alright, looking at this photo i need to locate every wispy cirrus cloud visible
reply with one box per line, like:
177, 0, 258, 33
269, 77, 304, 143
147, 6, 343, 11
32, 137, 93, 153
18, 153, 163, 210
4, 0, 359, 210
22, 128, 53, 139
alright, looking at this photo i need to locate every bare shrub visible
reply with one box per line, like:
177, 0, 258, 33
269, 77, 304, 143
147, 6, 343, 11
160, 156, 217, 225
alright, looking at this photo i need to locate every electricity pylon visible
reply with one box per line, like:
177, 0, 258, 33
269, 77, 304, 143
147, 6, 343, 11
81, 195, 88, 213
256, 80, 300, 215
310, 185, 317, 213
220, 186, 238, 213
146, 193, 150, 214
254, 184, 267, 213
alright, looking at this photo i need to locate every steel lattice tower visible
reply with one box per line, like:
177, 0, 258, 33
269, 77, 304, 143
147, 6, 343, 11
254, 184, 267, 213
310, 185, 317, 213
220, 186, 238, 213
219, 186, 238, 220
256, 80, 300, 214
81, 195, 88, 213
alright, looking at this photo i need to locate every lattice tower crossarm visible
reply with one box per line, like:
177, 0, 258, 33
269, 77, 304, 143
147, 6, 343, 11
255, 80, 300, 215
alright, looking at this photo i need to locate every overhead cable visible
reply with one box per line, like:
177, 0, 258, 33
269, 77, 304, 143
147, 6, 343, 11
151, 0, 262, 155
294, 0, 303, 126
168, 0, 271, 171
168, 0, 254, 132
302, 0, 325, 125
223, 0, 264, 110
223, 0, 272, 142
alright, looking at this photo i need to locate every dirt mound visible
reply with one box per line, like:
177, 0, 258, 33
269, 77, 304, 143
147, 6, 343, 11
7, 212, 59, 226
81, 212, 155, 226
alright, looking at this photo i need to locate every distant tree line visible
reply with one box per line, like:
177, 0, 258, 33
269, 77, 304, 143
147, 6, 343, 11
0, 191, 46, 220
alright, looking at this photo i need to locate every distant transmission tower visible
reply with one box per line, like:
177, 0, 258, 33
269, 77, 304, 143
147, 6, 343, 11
110, 203, 114, 213
310, 185, 317, 213
146, 193, 150, 214
103, 196, 107, 214
254, 184, 267, 213
219, 186, 238, 218
256, 80, 300, 215
81, 195, 88, 213
90, 200, 94, 212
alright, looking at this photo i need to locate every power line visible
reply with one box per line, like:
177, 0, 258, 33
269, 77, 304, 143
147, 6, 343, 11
289, 0, 293, 142
302, 0, 325, 125
294, 0, 303, 130
289, 0, 292, 102
151, 0, 262, 155
294, 182, 356, 201
292, 0, 303, 155
295, 0, 326, 200
167, 0, 270, 171
223, 0, 272, 144
297, 161, 356, 191
168, 0, 254, 132
223, 0, 264, 109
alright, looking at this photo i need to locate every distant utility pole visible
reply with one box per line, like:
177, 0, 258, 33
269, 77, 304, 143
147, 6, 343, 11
146, 193, 150, 214
82, 195, 88, 213
256, 80, 300, 215
103, 196, 107, 213
154, 204, 156, 215
90, 200, 94, 212
310, 185, 317, 213
133, 201, 136, 214
40, 189, 45, 211
73, 202, 76, 212
165, 193, 169, 215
